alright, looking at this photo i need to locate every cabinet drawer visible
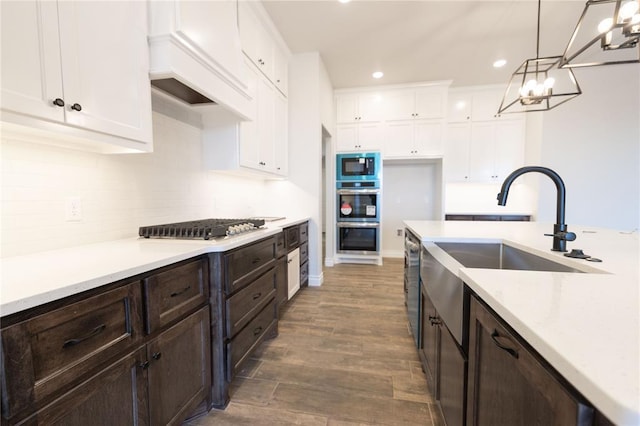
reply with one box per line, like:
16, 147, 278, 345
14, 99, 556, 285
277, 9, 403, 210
226, 268, 276, 338
299, 222, 308, 243
275, 232, 286, 258
143, 258, 208, 334
300, 260, 309, 286
284, 226, 299, 249
226, 299, 277, 379
300, 241, 309, 264
1, 282, 143, 419
225, 237, 276, 294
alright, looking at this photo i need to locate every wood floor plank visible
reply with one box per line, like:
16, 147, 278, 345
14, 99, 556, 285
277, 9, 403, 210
187, 258, 443, 425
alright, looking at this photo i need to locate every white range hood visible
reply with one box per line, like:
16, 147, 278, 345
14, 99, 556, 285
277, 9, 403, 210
147, 0, 252, 121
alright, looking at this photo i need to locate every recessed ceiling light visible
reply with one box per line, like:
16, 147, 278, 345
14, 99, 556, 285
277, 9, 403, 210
338, 0, 351, 3
493, 59, 507, 68
372, 71, 384, 79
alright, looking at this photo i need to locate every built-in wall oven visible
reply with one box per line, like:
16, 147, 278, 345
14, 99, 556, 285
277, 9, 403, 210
337, 188, 380, 222
337, 222, 380, 254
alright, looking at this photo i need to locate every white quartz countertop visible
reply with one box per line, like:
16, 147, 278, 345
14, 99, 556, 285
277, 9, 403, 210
0, 217, 308, 317
404, 220, 639, 425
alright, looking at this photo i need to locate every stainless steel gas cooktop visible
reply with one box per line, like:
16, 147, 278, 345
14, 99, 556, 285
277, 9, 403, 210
138, 218, 265, 240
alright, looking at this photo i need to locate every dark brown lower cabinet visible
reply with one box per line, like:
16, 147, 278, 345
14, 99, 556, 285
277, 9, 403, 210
419, 284, 439, 397
439, 326, 466, 426
467, 295, 594, 426
147, 306, 211, 426
16, 347, 148, 426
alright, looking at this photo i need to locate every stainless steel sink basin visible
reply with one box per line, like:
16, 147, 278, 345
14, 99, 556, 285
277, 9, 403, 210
435, 242, 583, 273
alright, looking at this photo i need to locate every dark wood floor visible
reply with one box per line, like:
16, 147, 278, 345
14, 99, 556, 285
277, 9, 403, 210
188, 258, 444, 425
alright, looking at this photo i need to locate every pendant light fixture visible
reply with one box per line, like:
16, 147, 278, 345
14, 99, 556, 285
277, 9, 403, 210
559, 0, 640, 68
498, 0, 582, 114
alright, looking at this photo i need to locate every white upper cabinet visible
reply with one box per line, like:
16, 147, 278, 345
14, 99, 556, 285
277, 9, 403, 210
204, 60, 288, 178
336, 122, 384, 152
447, 87, 512, 123
445, 118, 525, 182
1, 0, 152, 153
384, 120, 443, 158
336, 93, 385, 123
238, 1, 289, 96
384, 86, 447, 121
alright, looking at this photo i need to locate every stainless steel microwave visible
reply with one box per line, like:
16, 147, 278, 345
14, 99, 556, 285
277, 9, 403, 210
336, 152, 381, 182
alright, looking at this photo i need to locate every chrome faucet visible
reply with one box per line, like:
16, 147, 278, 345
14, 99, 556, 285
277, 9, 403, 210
497, 166, 576, 252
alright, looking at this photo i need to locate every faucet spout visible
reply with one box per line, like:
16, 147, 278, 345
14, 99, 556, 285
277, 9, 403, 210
497, 166, 575, 252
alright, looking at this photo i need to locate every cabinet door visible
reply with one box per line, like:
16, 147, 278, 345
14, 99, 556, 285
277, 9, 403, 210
275, 256, 288, 313
471, 90, 502, 121
447, 92, 472, 123
444, 124, 471, 181
240, 63, 261, 169
419, 285, 439, 397
57, 1, 152, 143
287, 248, 301, 300
414, 120, 443, 156
0, 1, 64, 123
336, 124, 359, 151
273, 44, 288, 96
384, 121, 415, 157
415, 87, 446, 119
274, 92, 288, 175
384, 90, 415, 121
439, 326, 466, 426
257, 76, 276, 172
467, 296, 594, 426
17, 347, 148, 426
468, 122, 496, 181
493, 119, 525, 181
358, 122, 384, 150
357, 93, 385, 122
336, 94, 359, 123
147, 307, 211, 426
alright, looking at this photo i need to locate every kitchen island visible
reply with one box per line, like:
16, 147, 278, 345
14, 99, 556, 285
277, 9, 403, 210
404, 220, 639, 425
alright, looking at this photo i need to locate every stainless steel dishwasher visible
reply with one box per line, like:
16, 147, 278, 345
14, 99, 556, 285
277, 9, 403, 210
404, 229, 421, 347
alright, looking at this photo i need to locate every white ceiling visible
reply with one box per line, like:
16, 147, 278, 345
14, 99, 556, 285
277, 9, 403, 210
261, 0, 587, 89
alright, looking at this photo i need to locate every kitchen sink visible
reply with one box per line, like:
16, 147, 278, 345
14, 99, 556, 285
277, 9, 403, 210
435, 242, 583, 273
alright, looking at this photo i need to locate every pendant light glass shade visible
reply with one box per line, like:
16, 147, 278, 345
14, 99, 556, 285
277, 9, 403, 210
498, 0, 582, 114
498, 56, 582, 113
560, 0, 640, 68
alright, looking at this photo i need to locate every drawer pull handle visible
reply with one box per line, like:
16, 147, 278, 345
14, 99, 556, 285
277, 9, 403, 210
62, 324, 106, 349
152, 352, 162, 360
252, 257, 261, 264
170, 285, 191, 298
252, 292, 262, 300
253, 326, 263, 336
490, 329, 519, 359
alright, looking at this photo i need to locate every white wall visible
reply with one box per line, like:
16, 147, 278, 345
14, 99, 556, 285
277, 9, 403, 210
537, 65, 640, 231
0, 111, 270, 257
265, 52, 334, 285
382, 161, 442, 257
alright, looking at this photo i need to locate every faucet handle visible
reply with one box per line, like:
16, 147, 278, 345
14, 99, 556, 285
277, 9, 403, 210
544, 231, 577, 241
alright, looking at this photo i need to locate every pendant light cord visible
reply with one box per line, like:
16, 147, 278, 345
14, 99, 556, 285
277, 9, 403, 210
536, 0, 541, 58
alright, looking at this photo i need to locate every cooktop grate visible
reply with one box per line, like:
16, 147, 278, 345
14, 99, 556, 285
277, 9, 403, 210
138, 218, 265, 240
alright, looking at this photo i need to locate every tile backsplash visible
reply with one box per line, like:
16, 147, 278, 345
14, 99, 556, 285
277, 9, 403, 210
0, 112, 269, 257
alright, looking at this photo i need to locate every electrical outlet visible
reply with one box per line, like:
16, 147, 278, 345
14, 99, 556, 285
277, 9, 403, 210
397, 229, 403, 236
65, 197, 82, 221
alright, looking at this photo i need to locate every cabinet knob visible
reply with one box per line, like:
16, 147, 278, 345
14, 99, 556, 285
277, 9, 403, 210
139, 360, 150, 370
53, 98, 65, 107
152, 352, 162, 360
70, 103, 82, 112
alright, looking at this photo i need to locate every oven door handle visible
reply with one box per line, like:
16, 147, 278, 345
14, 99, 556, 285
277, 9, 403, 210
337, 222, 380, 228
337, 189, 380, 195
